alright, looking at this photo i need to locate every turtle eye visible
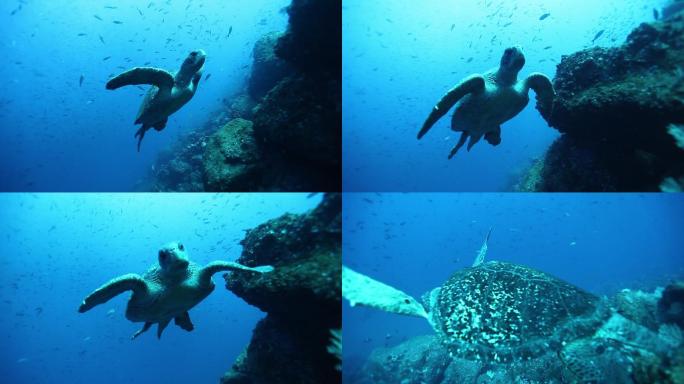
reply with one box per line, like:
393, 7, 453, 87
178, 243, 184, 251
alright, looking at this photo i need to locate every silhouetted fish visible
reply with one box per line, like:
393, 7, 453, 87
93, 14, 102, 21
227, 26, 233, 38
104, 5, 117, 9
205, 73, 211, 81
450, 24, 455, 31
79, 74, 84, 87
592, 29, 605, 43
653, 8, 659, 20
11, 5, 22, 15
539, 13, 550, 20
99, 35, 105, 44
102, 56, 111, 61
137, 7, 143, 16
112, 20, 123, 24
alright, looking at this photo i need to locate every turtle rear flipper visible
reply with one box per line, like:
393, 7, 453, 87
174, 311, 194, 332
342, 266, 428, 319
131, 322, 152, 340
134, 126, 149, 152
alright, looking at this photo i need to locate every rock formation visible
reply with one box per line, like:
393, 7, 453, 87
518, 14, 684, 191
220, 193, 341, 384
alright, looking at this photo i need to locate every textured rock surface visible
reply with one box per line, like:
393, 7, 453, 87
252, 75, 340, 167
519, 15, 684, 191
202, 118, 261, 191
221, 193, 341, 384
248, 32, 293, 99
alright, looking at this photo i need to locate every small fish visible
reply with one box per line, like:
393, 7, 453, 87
11, 5, 22, 15
102, 56, 111, 61
79, 74, 84, 87
569, 241, 577, 246
466, 57, 473, 63
99, 35, 105, 44
93, 14, 102, 21
543, 46, 552, 50
77, 33, 87, 36
104, 5, 117, 9
539, 13, 550, 20
205, 73, 211, 81
112, 20, 123, 24
591, 29, 605, 43
137, 7, 143, 16
227, 26, 233, 38
653, 8, 659, 20
450, 24, 455, 31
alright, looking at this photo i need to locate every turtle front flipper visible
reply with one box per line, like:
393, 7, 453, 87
342, 266, 428, 319
174, 311, 194, 332
525, 72, 555, 121
78, 273, 147, 313
106, 67, 175, 91
199, 261, 274, 286
418, 75, 485, 139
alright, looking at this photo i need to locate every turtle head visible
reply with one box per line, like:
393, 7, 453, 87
499, 46, 526, 75
177, 50, 206, 85
158, 242, 190, 273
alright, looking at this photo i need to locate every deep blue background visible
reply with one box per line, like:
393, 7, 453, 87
342, 0, 667, 191
0, 193, 321, 384
0, 0, 289, 191
342, 193, 684, 380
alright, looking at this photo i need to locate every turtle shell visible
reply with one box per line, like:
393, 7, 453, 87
425, 261, 610, 363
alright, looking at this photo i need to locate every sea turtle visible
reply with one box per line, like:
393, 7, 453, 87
106, 50, 206, 151
417, 46, 555, 158
78, 241, 273, 339
342, 230, 612, 364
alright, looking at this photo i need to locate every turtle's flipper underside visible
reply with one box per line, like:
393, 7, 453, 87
342, 266, 428, 319
78, 273, 147, 313
106, 67, 175, 90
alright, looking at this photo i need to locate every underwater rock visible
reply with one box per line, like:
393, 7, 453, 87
221, 193, 341, 384
613, 288, 662, 331
658, 281, 684, 328
248, 32, 293, 99
275, 0, 341, 76
202, 118, 262, 191
521, 15, 684, 191
227, 93, 257, 120
252, 75, 340, 168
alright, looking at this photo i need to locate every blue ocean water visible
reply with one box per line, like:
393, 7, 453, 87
342, 0, 668, 191
342, 193, 684, 379
0, 0, 289, 191
0, 193, 321, 384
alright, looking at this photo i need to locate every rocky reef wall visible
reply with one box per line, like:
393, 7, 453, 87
517, 14, 684, 191
220, 193, 341, 384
